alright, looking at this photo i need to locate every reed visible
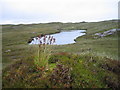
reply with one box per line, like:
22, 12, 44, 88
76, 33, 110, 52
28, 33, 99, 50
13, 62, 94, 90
34, 34, 56, 71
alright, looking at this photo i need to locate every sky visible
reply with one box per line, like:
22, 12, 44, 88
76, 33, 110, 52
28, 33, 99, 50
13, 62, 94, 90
0, 0, 119, 24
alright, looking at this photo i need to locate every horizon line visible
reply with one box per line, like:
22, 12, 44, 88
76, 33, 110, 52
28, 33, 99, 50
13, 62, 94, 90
0, 19, 118, 25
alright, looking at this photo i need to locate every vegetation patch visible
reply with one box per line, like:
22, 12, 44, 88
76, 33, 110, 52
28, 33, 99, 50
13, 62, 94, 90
3, 52, 120, 88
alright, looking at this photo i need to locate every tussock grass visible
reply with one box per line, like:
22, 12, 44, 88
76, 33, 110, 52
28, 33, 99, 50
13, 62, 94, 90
33, 34, 56, 71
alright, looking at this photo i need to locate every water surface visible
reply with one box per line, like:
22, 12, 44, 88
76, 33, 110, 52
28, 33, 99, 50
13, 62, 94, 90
29, 30, 86, 45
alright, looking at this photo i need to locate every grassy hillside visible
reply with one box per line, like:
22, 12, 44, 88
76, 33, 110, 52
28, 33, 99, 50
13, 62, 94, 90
2, 19, 119, 88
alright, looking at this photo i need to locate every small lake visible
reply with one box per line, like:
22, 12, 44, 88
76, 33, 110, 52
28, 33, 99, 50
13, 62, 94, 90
29, 30, 86, 45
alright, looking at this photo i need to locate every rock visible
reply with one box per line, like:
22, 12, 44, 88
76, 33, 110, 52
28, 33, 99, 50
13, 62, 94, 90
94, 29, 118, 38
95, 33, 101, 36
32, 32, 36, 34
5, 49, 11, 53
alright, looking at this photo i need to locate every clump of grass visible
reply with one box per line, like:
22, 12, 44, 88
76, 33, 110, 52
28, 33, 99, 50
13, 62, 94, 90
34, 34, 56, 71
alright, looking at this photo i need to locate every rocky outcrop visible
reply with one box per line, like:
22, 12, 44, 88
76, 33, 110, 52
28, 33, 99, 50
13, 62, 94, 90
94, 29, 120, 38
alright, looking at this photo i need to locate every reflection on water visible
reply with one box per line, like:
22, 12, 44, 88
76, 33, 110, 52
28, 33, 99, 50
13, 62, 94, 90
29, 30, 86, 45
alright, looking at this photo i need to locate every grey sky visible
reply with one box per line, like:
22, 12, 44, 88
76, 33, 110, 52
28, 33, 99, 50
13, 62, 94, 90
0, 0, 119, 24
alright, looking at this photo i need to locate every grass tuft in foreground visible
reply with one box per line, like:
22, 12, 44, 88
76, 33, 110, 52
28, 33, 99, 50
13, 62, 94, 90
33, 34, 56, 71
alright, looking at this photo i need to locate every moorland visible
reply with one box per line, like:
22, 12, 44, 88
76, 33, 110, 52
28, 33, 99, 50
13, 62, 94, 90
2, 19, 120, 88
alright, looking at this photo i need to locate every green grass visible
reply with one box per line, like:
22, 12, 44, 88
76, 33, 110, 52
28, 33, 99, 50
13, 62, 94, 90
2, 53, 120, 88
2, 19, 119, 88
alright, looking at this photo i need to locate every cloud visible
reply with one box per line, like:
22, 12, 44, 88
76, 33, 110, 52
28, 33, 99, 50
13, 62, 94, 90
0, 0, 119, 24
